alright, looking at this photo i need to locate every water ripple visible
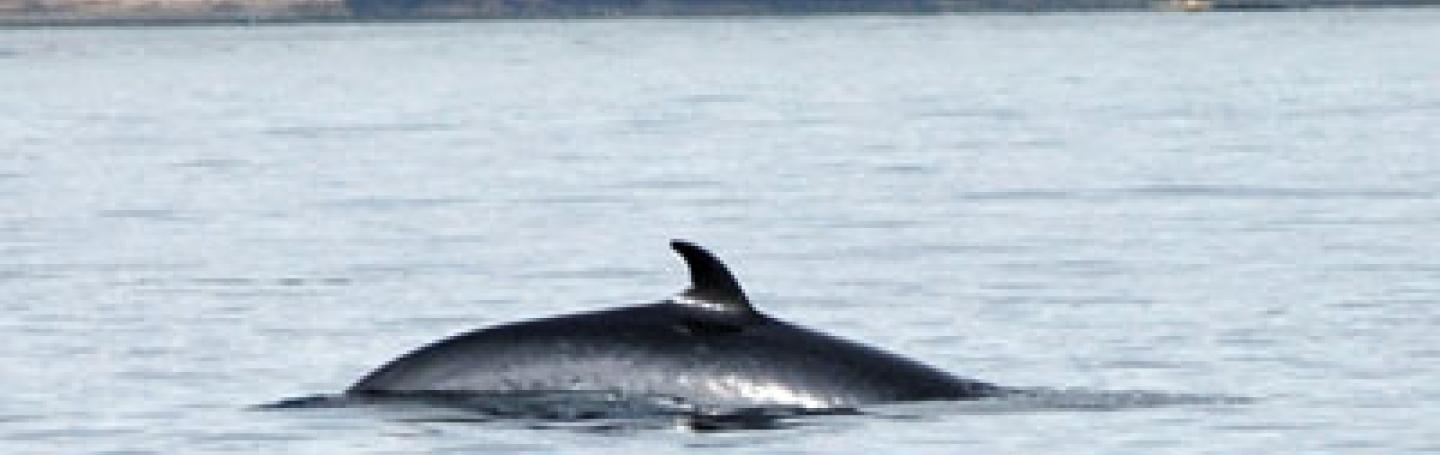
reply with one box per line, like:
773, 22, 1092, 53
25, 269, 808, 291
1122, 185, 1434, 200
957, 186, 1434, 202
263, 122, 461, 138
322, 197, 475, 210
96, 209, 186, 221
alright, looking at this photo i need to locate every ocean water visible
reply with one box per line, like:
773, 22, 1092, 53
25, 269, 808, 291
3, 9, 1438, 453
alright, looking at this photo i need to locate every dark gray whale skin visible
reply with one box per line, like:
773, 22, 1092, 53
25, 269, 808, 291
347, 241, 1002, 409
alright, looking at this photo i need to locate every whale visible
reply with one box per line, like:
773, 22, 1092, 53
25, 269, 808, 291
346, 240, 1004, 410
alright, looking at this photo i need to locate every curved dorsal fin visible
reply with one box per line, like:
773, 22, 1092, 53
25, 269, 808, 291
670, 240, 754, 317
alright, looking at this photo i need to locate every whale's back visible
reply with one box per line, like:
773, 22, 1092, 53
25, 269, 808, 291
348, 303, 997, 408
347, 241, 1002, 409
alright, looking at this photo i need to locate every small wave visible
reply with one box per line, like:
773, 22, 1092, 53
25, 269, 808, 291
259, 391, 844, 432
260, 388, 1249, 432
979, 387, 1253, 412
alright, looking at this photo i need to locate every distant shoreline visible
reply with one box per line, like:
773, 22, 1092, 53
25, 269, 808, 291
1, 2, 1435, 28
0, 13, 356, 28
0, 11, 1076, 29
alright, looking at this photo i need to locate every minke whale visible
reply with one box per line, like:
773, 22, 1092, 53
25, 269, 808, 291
347, 240, 1004, 410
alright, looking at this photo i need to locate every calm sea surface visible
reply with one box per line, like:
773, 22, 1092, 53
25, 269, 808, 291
3, 9, 1438, 453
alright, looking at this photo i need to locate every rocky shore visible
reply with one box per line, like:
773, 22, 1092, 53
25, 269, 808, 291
1, 0, 1435, 26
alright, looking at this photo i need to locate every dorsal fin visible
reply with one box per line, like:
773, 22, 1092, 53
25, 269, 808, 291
670, 240, 755, 317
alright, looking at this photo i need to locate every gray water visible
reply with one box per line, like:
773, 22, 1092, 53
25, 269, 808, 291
3, 9, 1439, 453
